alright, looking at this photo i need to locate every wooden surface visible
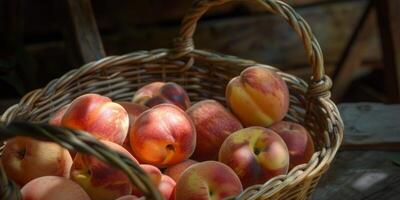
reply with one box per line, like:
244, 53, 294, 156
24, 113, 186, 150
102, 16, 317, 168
375, 0, 400, 103
62, 0, 105, 64
313, 103, 400, 200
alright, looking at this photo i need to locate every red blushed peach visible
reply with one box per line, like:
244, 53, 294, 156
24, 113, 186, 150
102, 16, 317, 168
1, 136, 72, 186
117, 101, 149, 154
70, 140, 138, 200
21, 176, 90, 200
132, 164, 162, 197
175, 161, 243, 200
132, 82, 166, 105
158, 175, 176, 200
270, 121, 315, 170
48, 103, 70, 126
226, 66, 289, 127
115, 195, 144, 200
130, 104, 196, 167
62, 93, 129, 145
218, 127, 289, 188
164, 159, 198, 183
187, 100, 242, 161
132, 82, 191, 110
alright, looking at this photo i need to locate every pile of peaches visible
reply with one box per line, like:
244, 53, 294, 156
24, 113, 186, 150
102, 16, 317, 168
1, 66, 314, 200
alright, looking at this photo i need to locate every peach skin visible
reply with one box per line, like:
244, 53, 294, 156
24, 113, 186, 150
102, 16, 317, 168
175, 161, 243, 200
270, 121, 315, 170
132, 82, 191, 110
48, 103, 70, 126
21, 176, 90, 200
130, 104, 196, 167
219, 127, 289, 188
70, 140, 138, 200
187, 100, 242, 161
226, 66, 289, 127
164, 159, 198, 183
62, 93, 129, 145
1, 136, 72, 186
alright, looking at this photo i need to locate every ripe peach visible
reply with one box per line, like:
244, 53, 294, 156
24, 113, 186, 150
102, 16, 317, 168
164, 159, 198, 183
70, 140, 138, 200
132, 164, 163, 197
132, 82, 191, 110
270, 121, 315, 170
187, 100, 242, 161
219, 127, 289, 188
48, 103, 71, 126
1, 136, 72, 186
116, 195, 144, 200
175, 161, 242, 200
158, 175, 176, 200
21, 176, 90, 200
130, 104, 196, 167
117, 101, 148, 154
226, 66, 289, 127
61, 93, 129, 145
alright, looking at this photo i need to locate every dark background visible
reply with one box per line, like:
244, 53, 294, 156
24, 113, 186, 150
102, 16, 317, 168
0, 0, 397, 112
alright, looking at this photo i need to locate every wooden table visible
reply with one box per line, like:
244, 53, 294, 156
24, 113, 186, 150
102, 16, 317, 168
313, 103, 400, 200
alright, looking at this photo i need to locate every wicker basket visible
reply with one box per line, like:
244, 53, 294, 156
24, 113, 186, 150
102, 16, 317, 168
0, 0, 343, 199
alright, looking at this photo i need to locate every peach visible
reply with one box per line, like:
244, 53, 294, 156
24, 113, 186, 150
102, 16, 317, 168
70, 140, 138, 200
130, 104, 196, 167
226, 66, 289, 127
21, 176, 90, 200
62, 93, 129, 145
270, 121, 315, 170
1, 136, 72, 186
117, 101, 149, 154
158, 175, 176, 200
187, 100, 242, 161
164, 159, 198, 183
132, 164, 162, 196
48, 103, 70, 126
116, 195, 144, 200
218, 127, 289, 188
132, 82, 191, 110
175, 161, 242, 200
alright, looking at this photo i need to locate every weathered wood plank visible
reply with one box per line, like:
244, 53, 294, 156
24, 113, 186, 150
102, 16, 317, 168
339, 103, 400, 150
25, 1, 375, 76
62, 0, 106, 64
331, 2, 375, 102
20, 0, 332, 37
375, 0, 400, 103
313, 151, 400, 200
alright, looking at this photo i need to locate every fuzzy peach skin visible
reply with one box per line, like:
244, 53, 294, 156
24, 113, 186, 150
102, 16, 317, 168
270, 121, 315, 170
187, 100, 242, 161
116, 195, 145, 200
132, 164, 162, 197
117, 101, 149, 154
48, 103, 71, 126
21, 176, 90, 200
158, 175, 176, 200
130, 104, 196, 167
218, 127, 289, 188
61, 93, 129, 145
226, 66, 289, 127
1, 136, 72, 186
175, 161, 243, 200
70, 140, 138, 200
132, 82, 191, 110
132, 82, 166, 105
164, 159, 198, 183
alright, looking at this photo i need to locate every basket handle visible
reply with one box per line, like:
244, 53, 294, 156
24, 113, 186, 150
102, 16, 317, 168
0, 122, 163, 200
173, 0, 326, 83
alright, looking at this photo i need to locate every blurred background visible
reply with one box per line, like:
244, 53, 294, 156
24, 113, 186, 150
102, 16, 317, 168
1, 0, 399, 112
